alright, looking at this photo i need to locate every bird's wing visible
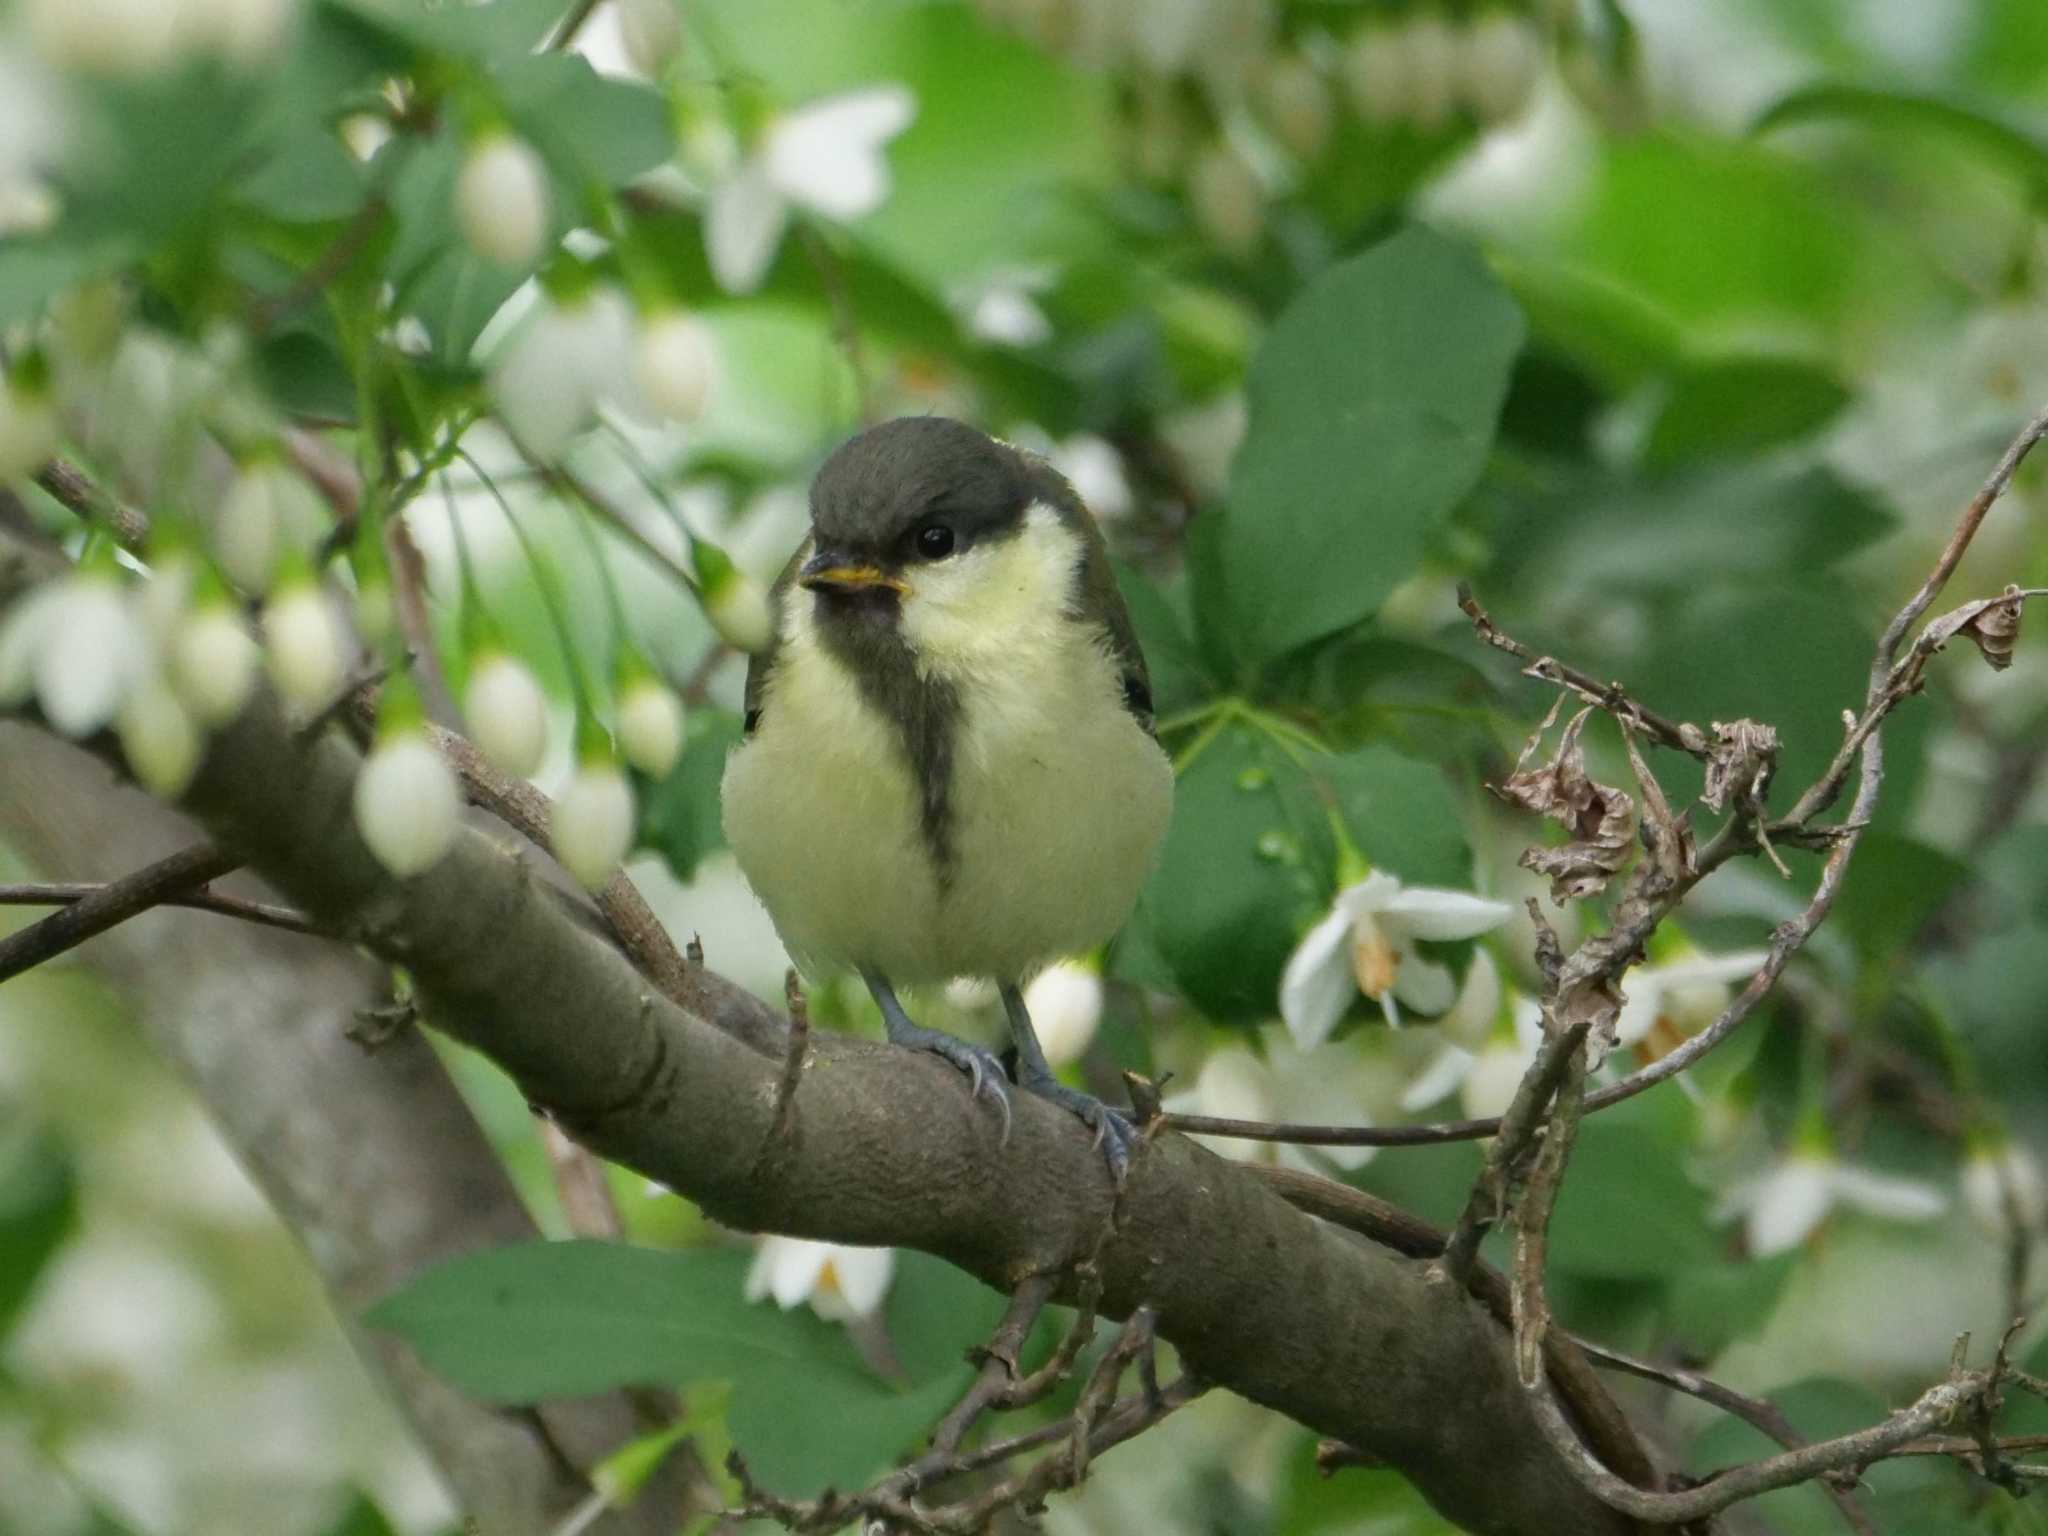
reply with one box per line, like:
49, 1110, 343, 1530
741, 540, 809, 735
1080, 537, 1156, 733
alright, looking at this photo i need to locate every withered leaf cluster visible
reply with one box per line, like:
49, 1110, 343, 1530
1700, 719, 1779, 814
1494, 705, 1637, 904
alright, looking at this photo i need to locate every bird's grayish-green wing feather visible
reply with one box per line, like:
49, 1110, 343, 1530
741, 541, 808, 735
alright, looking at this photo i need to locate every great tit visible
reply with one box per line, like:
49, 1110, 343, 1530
721, 416, 1174, 1176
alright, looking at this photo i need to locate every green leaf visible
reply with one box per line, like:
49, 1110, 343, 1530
1754, 84, 2048, 201
233, 127, 370, 225
1112, 561, 1210, 719
366, 1241, 973, 1497
322, 0, 567, 62
1831, 832, 1971, 964
0, 237, 134, 329
1140, 723, 1331, 1021
1547, 1124, 1717, 1279
1643, 356, 1850, 469
640, 710, 744, 883
1219, 226, 1524, 663
1278, 633, 1499, 760
1661, 1252, 1797, 1358
315, 1493, 398, 1536
0, 1124, 77, 1339
1314, 744, 1469, 891
497, 55, 676, 188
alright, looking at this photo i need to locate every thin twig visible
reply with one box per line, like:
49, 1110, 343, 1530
0, 844, 242, 984
33, 458, 149, 548
249, 194, 390, 336
0, 880, 319, 937
930, 1274, 1057, 1455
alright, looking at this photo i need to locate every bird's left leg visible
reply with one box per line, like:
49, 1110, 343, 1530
863, 967, 1013, 1143
1000, 982, 1138, 1182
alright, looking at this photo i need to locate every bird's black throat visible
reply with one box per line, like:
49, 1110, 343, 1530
811, 591, 961, 886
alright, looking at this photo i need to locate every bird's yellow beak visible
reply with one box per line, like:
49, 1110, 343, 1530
798, 552, 909, 596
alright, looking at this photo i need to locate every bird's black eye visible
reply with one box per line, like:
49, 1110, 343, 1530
915, 522, 956, 559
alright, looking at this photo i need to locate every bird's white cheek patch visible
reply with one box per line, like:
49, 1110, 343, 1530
900, 504, 1079, 683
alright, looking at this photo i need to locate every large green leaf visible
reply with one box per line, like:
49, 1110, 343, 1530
1643, 356, 1850, 469
1314, 744, 1470, 891
1831, 832, 1971, 964
1547, 1124, 1718, 1279
1219, 226, 1524, 663
639, 710, 745, 883
1754, 84, 2048, 201
0, 1123, 77, 1339
322, 0, 567, 61
366, 1241, 973, 1496
497, 54, 676, 189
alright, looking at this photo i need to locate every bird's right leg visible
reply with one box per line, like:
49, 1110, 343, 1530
862, 968, 1013, 1143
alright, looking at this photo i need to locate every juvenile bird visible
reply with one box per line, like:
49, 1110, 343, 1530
721, 417, 1173, 1176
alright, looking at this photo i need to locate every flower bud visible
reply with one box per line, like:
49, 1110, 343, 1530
462, 651, 549, 778
217, 458, 321, 594
181, 0, 296, 64
617, 678, 684, 778
1963, 1137, 2046, 1236
354, 730, 461, 877
0, 365, 58, 485
1343, 25, 1410, 126
617, 0, 683, 74
634, 310, 716, 423
118, 675, 202, 797
1258, 54, 1333, 161
1402, 12, 1460, 131
455, 133, 551, 269
703, 564, 774, 654
26, 0, 182, 76
263, 579, 348, 713
553, 755, 635, 889
32, 572, 141, 737
1461, 10, 1542, 125
1187, 142, 1263, 258
171, 602, 259, 726
1022, 962, 1103, 1068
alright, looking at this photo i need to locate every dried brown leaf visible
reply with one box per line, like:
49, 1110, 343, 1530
1961, 585, 2024, 671
1495, 706, 1637, 903
1700, 719, 1779, 814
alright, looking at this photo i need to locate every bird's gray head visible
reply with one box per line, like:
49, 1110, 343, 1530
798, 417, 1050, 609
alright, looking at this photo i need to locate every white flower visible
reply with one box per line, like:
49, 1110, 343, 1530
705, 87, 916, 294
616, 678, 683, 778
1400, 11, 1460, 131
1186, 142, 1263, 258
704, 566, 773, 653
354, 731, 461, 877
1397, 949, 1504, 1112
1022, 962, 1103, 1068
462, 652, 549, 778
1050, 434, 1133, 523
615, 0, 682, 75
1962, 1138, 2046, 1236
262, 580, 348, 712
26, 0, 182, 75
952, 267, 1055, 349
117, 673, 202, 797
489, 285, 637, 460
1460, 10, 1543, 126
0, 369, 58, 484
170, 603, 259, 726
745, 1235, 894, 1322
1714, 1149, 1947, 1258
3, 572, 146, 737
1459, 1001, 1545, 1120
633, 310, 716, 423
1613, 947, 1767, 1052
1280, 870, 1514, 1048
217, 459, 323, 595
1258, 54, 1333, 161
455, 133, 551, 269
1165, 1027, 1386, 1175
0, 177, 59, 237
1343, 25, 1410, 126
553, 758, 635, 888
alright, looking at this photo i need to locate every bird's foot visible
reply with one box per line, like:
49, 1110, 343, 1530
1018, 1072, 1139, 1184
887, 1016, 1014, 1145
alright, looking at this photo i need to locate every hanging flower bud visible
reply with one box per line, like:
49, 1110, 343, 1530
1402, 11, 1460, 131
616, 675, 684, 778
1461, 9, 1543, 125
1187, 142, 1263, 258
617, 0, 683, 75
633, 309, 716, 423
0, 353, 58, 485
263, 577, 349, 713
25, 567, 144, 737
118, 672, 202, 797
1343, 24, 1410, 126
181, 0, 297, 65
171, 599, 260, 727
462, 650, 549, 778
553, 744, 636, 890
25, 0, 182, 76
1258, 54, 1333, 161
695, 543, 774, 653
455, 132, 552, 269
1021, 961, 1104, 1068
1962, 1133, 2046, 1236
354, 683, 460, 877
217, 456, 322, 595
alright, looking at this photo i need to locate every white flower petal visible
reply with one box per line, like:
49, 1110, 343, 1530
827, 1245, 895, 1317
705, 161, 789, 294
1437, 949, 1501, 1051
747, 1236, 830, 1309
1460, 1039, 1531, 1121
1022, 962, 1103, 1068
1399, 1044, 1474, 1113
1278, 905, 1358, 1050
1331, 870, 1402, 920
1612, 983, 1660, 1047
1388, 947, 1456, 1016
1739, 1157, 1835, 1257
1169, 1046, 1273, 1161
765, 87, 915, 219
1830, 1165, 1948, 1224
1376, 887, 1516, 943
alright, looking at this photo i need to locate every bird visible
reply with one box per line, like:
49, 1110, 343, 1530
720, 416, 1174, 1178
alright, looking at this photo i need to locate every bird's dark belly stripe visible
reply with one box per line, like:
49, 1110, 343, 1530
815, 611, 959, 885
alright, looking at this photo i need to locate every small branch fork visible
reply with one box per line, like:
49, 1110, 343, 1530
726, 1276, 1200, 1536
0, 842, 251, 984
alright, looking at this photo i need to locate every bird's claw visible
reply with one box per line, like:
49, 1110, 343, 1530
1021, 1075, 1138, 1184
893, 1023, 1014, 1145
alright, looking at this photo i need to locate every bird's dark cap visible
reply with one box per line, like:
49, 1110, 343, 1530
810, 416, 1033, 554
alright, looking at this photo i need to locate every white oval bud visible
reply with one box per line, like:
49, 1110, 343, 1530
1259, 54, 1333, 161
217, 460, 319, 594
1187, 143, 1263, 258
34, 575, 141, 737
1461, 10, 1542, 125
263, 581, 348, 712
617, 0, 683, 74
26, 0, 183, 76
616, 679, 684, 778
0, 373, 58, 485
706, 570, 774, 654
354, 731, 461, 877
552, 760, 635, 889
455, 133, 551, 269
1963, 1141, 2047, 1236
171, 603, 259, 726
634, 311, 716, 423
1022, 962, 1103, 1068
118, 676, 202, 797
1343, 25, 1410, 126
462, 652, 549, 778
1402, 12, 1460, 131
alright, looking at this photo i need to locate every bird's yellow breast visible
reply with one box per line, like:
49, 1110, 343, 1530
720, 508, 1173, 985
